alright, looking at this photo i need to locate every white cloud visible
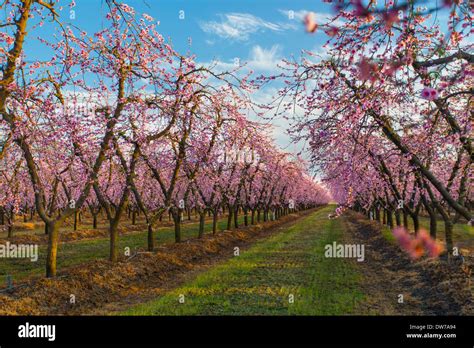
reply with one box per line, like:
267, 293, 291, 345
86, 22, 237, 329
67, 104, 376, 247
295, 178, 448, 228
246, 45, 282, 72
200, 13, 295, 41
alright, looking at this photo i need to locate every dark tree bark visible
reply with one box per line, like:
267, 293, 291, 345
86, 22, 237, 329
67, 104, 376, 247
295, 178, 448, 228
227, 206, 233, 230
198, 212, 205, 238
212, 209, 218, 234
147, 223, 154, 251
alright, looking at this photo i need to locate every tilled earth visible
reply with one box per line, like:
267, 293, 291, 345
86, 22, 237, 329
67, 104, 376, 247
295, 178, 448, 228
345, 212, 474, 315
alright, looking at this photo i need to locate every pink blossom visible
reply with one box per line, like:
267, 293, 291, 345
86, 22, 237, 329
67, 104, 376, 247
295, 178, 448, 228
408, 238, 425, 259
393, 227, 412, 250
359, 58, 378, 82
382, 10, 400, 28
143, 13, 154, 22
352, 0, 370, 18
417, 230, 443, 257
392, 228, 443, 259
421, 87, 438, 101
304, 12, 318, 33
324, 26, 339, 37
450, 31, 462, 45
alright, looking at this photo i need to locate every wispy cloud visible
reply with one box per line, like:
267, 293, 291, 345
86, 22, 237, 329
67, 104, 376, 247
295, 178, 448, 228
200, 13, 295, 41
246, 45, 282, 72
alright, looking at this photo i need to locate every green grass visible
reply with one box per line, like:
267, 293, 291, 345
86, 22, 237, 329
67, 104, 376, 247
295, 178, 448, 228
121, 206, 365, 315
381, 225, 397, 244
0, 215, 245, 284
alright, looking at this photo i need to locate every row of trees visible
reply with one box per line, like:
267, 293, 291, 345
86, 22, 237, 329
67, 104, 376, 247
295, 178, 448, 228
278, 0, 472, 255
0, 0, 329, 277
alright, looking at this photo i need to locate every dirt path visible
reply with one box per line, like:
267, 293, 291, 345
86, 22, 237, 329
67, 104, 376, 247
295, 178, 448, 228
344, 211, 474, 315
0, 208, 320, 315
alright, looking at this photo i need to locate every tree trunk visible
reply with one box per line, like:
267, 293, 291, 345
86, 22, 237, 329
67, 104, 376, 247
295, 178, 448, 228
227, 206, 233, 230
403, 210, 409, 229
73, 211, 78, 231
412, 214, 420, 235
174, 211, 181, 243
212, 209, 218, 234
234, 207, 239, 228
251, 209, 255, 225
92, 213, 98, 229
132, 210, 136, 225
428, 208, 437, 238
387, 209, 393, 228
147, 223, 154, 251
46, 221, 60, 278
7, 222, 13, 238
444, 220, 453, 257
109, 218, 120, 262
395, 210, 401, 226
198, 212, 205, 238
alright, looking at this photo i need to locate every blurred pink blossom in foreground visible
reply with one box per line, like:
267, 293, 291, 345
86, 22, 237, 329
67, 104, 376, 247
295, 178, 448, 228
304, 12, 318, 33
392, 227, 443, 259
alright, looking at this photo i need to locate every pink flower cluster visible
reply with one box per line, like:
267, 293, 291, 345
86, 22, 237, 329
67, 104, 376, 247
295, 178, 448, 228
420, 87, 439, 101
392, 227, 443, 259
